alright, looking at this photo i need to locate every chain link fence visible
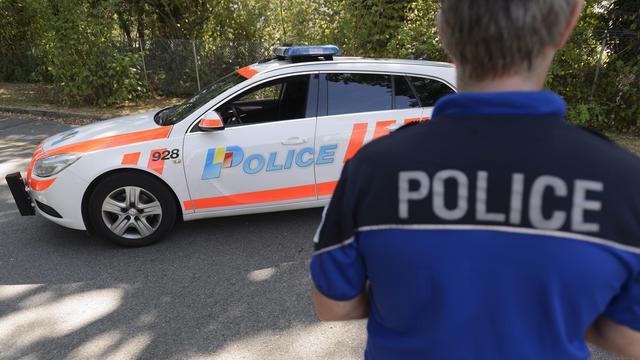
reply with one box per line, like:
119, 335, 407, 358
131, 33, 637, 100
135, 39, 270, 97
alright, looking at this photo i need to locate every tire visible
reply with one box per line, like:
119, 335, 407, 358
87, 172, 177, 247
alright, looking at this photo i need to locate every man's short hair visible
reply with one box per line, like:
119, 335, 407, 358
439, 0, 574, 81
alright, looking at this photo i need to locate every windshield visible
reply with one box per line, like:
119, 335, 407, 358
155, 71, 247, 126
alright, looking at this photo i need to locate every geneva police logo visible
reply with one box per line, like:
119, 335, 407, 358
201, 144, 339, 180
51, 129, 79, 146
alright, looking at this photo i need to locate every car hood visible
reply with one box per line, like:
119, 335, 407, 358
42, 111, 167, 153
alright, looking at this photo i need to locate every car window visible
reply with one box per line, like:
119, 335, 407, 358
409, 76, 455, 107
395, 76, 420, 109
239, 83, 282, 102
326, 73, 392, 116
155, 71, 246, 126
217, 75, 310, 127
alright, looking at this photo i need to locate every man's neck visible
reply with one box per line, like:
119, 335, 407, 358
456, 52, 553, 93
457, 75, 545, 93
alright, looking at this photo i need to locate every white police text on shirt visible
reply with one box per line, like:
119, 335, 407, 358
398, 170, 603, 233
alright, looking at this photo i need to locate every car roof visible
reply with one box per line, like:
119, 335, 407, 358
251, 57, 455, 76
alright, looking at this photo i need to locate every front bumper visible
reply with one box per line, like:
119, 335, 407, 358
5, 172, 36, 216
6, 170, 88, 230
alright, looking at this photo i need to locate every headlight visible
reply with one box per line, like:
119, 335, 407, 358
34, 153, 81, 178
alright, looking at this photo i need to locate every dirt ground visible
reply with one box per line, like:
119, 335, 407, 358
612, 134, 640, 156
0, 82, 183, 119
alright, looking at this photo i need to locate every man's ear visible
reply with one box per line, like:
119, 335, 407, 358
556, 0, 585, 50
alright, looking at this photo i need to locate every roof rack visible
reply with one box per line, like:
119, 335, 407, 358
274, 45, 340, 63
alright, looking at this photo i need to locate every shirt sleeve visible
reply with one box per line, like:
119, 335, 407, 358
604, 270, 640, 331
310, 160, 367, 301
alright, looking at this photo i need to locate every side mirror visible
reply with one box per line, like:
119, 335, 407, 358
198, 112, 225, 131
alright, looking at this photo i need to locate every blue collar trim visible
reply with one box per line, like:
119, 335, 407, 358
432, 91, 567, 119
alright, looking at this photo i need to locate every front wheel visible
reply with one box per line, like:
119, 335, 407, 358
88, 172, 177, 247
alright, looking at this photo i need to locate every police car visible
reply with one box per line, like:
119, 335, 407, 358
5, 45, 456, 246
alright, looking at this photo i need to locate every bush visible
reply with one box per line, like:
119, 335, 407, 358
0, 0, 46, 82
38, 0, 145, 106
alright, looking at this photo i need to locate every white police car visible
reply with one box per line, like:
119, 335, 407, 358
6, 45, 456, 246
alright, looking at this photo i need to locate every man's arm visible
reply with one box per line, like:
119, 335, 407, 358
586, 317, 640, 358
313, 287, 369, 321
311, 160, 369, 322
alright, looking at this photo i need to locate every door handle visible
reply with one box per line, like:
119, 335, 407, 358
281, 137, 307, 146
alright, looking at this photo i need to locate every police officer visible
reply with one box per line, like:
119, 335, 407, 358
310, 0, 640, 358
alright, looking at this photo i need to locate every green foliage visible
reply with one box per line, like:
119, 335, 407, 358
386, 0, 446, 61
335, 0, 413, 56
547, 0, 640, 133
0, 0, 638, 133
0, 0, 47, 81
264, 0, 345, 46
602, 0, 640, 133
38, 0, 145, 106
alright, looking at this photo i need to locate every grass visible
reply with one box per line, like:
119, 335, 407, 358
0, 82, 184, 119
611, 134, 640, 156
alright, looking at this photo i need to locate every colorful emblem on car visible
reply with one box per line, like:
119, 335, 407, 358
201, 145, 338, 180
51, 129, 79, 146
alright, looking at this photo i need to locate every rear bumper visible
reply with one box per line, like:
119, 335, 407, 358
5, 172, 36, 216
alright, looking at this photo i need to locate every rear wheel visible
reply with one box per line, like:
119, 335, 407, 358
88, 172, 177, 246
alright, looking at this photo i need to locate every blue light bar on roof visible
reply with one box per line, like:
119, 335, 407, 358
274, 45, 340, 59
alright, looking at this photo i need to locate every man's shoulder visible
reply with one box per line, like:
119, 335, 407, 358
564, 123, 640, 171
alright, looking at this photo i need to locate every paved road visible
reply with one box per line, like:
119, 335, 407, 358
0, 113, 366, 360
0, 113, 623, 360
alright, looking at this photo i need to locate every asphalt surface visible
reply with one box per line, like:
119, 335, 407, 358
0, 113, 624, 360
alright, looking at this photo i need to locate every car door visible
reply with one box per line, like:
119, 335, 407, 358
183, 73, 319, 213
409, 75, 456, 120
313, 73, 425, 199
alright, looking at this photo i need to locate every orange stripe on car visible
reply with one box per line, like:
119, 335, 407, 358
343, 123, 368, 163
317, 181, 338, 197
404, 117, 430, 124
372, 120, 397, 140
188, 184, 318, 210
200, 118, 223, 127
185, 181, 341, 211
26, 144, 44, 186
30, 178, 55, 191
147, 149, 166, 175
237, 66, 258, 79
121, 152, 141, 165
47, 126, 172, 156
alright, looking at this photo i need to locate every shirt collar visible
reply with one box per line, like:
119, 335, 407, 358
432, 91, 567, 119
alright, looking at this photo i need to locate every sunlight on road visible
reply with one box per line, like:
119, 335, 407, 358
0, 284, 44, 301
191, 321, 367, 360
66, 330, 152, 360
0, 286, 124, 359
247, 267, 276, 282
0, 157, 30, 175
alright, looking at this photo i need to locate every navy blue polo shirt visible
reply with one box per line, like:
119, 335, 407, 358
310, 91, 640, 359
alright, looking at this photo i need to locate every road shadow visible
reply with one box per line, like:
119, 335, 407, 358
0, 115, 365, 360
0, 206, 368, 359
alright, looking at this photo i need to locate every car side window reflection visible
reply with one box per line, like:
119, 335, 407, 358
326, 73, 393, 116
395, 76, 420, 109
217, 75, 310, 127
238, 83, 282, 102
409, 76, 455, 107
